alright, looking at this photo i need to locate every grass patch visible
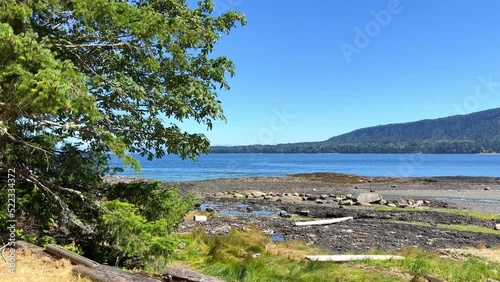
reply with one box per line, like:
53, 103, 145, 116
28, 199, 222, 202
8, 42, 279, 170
437, 224, 500, 235
367, 248, 500, 282
173, 228, 500, 282
0, 248, 91, 282
374, 206, 500, 220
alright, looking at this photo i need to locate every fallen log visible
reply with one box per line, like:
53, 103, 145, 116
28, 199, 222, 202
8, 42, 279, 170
295, 217, 353, 226
163, 266, 225, 282
45, 244, 99, 268
74, 265, 158, 282
305, 255, 405, 262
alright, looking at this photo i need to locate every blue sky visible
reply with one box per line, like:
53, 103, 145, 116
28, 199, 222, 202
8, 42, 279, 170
183, 0, 500, 146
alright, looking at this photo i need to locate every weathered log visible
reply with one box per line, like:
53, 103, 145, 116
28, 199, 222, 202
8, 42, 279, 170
163, 266, 225, 282
45, 244, 100, 268
74, 265, 158, 282
305, 255, 405, 262
295, 217, 353, 226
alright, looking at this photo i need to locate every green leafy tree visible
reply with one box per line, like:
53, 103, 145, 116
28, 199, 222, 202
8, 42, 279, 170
0, 0, 245, 264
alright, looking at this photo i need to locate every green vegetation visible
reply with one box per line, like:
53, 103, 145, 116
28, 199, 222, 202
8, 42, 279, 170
437, 224, 500, 235
212, 108, 500, 153
173, 228, 500, 282
0, 0, 244, 271
393, 221, 500, 235
374, 206, 500, 220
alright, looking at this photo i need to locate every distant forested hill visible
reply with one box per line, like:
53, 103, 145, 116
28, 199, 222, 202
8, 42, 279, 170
211, 108, 500, 154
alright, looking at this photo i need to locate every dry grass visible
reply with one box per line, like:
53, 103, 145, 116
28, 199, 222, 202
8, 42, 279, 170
441, 247, 500, 263
0, 248, 90, 282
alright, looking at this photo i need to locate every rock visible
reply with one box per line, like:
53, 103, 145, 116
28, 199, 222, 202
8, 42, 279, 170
279, 211, 291, 218
193, 215, 207, 222
345, 194, 353, 199
379, 199, 388, 205
312, 188, 317, 191
485, 187, 491, 191
267, 192, 275, 196
340, 200, 353, 206
387, 203, 397, 207
250, 190, 266, 197
205, 207, 215, 212
283, 193, 290, 196
305, 193, 311, 198
264, 195, 273, 200
354, 186, 359, 189
315, 199, 324, 204
293, 192, 300, 197
356, 193, 382, 204
369, 189, 376, 192
276, 198, 284, 203
390, 185, 397, 188
495, 224, 500, 231
307, 195, 318, 201
276, 193, 282, 197
415, 200, 424, 207
358, 202, 372, 207
424, 200, 431, 205
320, 194, 329, 200
262, 229, 274, 235
298, 210, 310, 216
232, 193, 244, 198
214, 192, 224, 197
396, 199, 408, 208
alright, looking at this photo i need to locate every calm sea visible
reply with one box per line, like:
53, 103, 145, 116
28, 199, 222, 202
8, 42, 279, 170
108, 154, 500, 182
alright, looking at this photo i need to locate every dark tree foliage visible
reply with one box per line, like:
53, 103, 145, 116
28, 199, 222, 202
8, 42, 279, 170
0, 0, 245, 269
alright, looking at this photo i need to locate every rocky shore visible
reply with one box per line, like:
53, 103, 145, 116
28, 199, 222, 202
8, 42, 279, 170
174, 173, 500, 253
106, 173, 500, 253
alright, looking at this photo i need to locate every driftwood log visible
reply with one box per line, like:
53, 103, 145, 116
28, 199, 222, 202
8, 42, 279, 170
74, 264, 158, 282
295, 216, 353, 226
45, 244, 100, 268
163, 266, 225, 282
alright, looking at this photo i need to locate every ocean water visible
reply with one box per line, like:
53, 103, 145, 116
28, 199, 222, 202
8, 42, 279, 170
108, 154, 500, 182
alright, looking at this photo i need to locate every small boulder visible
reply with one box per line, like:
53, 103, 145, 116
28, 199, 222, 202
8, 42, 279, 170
390, 185, 397, 188
388, 203, 397, 207
205, 207, 215, 212
495, 224, 500, 231
356, 193, 382, 204
320, 194, 329, 200
485, 187, 491, 191
315, 199, 324, 204
298, 210, 310, 216
369, 189, 376, 192
279, 211, 291, 218
307, 195, 318, 201
293, 192, 300, 197
345, 194, 353, 199
379, 199, 388, 205
357, 202, 372, 207
396, 199, 408, 208
340, 200, 353, 206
